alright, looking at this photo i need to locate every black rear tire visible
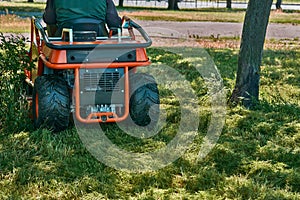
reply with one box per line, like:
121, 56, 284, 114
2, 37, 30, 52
33, 75, 70, 132
129, 73, 160, 127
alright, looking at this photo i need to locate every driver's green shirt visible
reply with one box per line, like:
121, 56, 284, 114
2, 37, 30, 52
54, 0, 107, 26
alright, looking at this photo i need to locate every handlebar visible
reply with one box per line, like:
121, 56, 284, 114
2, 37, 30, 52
33, 17, 152, 50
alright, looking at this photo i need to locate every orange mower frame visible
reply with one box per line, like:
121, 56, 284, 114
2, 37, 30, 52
26, 16, 160, 132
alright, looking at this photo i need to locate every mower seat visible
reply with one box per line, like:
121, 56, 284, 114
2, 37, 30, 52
56, 18, 108, 37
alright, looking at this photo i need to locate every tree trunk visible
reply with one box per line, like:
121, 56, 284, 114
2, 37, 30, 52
276, 0, 282, 10
229, 0, 273, 108
119, 0, 124, 7
226, 0, 232, 9
168, 0, 180, 10
28, 0, 34, 2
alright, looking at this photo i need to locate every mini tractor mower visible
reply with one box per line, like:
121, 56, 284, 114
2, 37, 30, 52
26, 16, 160, 132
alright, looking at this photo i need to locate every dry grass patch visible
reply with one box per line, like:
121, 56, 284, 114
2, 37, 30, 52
0, 14, 30, 33
120, 10, 246, 22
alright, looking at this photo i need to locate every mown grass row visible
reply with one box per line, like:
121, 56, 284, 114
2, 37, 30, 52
0, 37, 299, 198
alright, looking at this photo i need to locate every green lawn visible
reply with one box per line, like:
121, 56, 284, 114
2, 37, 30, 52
0, 41, 299, 198
276, 0, 300, 2
0, 1, 300, 199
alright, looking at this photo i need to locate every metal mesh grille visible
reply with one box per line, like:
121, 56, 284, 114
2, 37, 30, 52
83, 72, 120, 92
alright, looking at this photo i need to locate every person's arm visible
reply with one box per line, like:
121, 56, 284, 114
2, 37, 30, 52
43, 0, 56, 25
106, 0, 122, 29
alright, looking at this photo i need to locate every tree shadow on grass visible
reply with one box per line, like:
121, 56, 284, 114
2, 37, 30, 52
262, 49, 300, 87
0, 128, 120, 199
227, 101, 300, 190
205, 48, 239, 88
1, 47, 299, 198
181, 100, 300, 195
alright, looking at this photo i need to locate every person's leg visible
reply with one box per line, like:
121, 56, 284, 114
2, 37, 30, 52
47, 24, 58, 36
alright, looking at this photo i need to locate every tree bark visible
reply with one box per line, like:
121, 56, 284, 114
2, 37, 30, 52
229, 0, 273, 108
276, 0, 282, 10
226, 0, 232, 9
119, 0, 124, 7
168, 0, 180, 10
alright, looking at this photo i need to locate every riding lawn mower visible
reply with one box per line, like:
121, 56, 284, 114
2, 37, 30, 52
25, 16, 160, 132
